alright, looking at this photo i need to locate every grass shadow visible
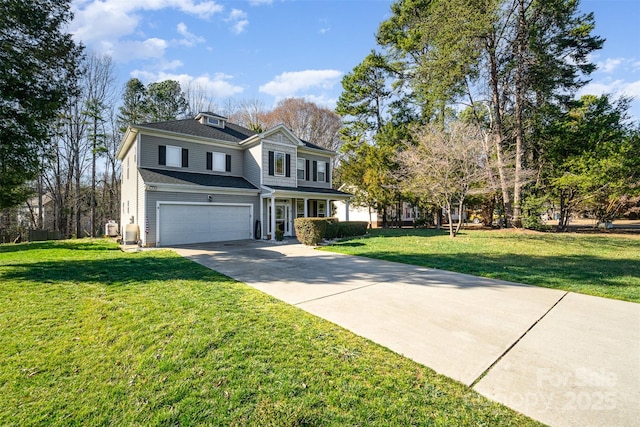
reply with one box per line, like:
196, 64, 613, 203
1, 251, 229, 286
0, 239, 119, 253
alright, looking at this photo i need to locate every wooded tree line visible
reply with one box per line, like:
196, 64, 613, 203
334, 0, 639, 235
2, 0, 638, 241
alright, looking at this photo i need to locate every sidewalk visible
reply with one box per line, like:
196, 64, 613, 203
173, 240, 640, 427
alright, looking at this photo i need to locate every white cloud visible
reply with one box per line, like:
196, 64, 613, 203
108, 38, 169, 62
70, 0, 223, 60
259, 70, 342, 98
597, 58, 623, 73
578, 78, 640, 99
176, 22, 206, 47
225, 9, 249, 34
131, 70, 244, 99
249, 0, 273, 5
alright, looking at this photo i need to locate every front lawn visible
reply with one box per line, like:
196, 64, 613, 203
0, 239, 540, 426
321, 228, 640, 303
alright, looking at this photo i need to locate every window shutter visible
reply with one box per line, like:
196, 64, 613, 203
312, 161, 317, 182
159, 145, 166, 165
305, 160, 310, 181
268, 151, 274, 176
285, 154, 291, 178
182, 148, 188, 167
225, 154, 232, 172
206, 152, 212, 170
325, 162, 330, 183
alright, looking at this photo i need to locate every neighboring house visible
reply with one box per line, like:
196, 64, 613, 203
116, 112, 351, 247
334, 199, 422, 228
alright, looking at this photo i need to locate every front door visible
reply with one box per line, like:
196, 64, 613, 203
275, 203, 291, 236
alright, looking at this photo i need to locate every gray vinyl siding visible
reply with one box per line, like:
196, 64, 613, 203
297, 152, 332, 189
244, 144, 262, 187
144, 190, 259, 246
262, 141, 297, 187
139, 134, 244, 176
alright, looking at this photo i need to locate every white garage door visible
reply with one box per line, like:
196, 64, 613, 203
158, 203, 252, 246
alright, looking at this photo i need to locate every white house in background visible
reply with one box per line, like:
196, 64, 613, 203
334, 200, 419, 228
117, 112, 351, 246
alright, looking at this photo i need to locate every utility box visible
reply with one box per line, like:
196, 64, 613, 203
105, 221, 119, 237
124, 223, 139, 244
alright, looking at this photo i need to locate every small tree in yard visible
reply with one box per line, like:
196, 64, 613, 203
397, 122, 487, 237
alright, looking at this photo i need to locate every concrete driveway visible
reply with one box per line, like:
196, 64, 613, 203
172, 240, 640, 427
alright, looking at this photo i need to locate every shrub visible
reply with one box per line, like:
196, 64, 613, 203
294, 218, 328, 246
275, 228, 284, 241
334, 221, 369, 238
295, 218, 368, 245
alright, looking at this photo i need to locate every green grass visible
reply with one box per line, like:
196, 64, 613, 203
321, 228, 640, 303
0, 239, 541, 426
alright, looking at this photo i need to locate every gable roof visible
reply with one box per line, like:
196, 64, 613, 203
139, 168, 258, 190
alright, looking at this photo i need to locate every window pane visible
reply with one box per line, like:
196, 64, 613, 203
297, 158, 305, 180
213, 152, 225, 171
166, 145, 181, 167
318, 201, 325, 217
275, 152, 284, 176
317, 161, 325, 181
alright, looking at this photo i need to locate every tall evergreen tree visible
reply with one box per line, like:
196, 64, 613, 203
0, 0, 82, 209
117, 78, 148, 132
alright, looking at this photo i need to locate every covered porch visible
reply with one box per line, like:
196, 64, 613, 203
259, 185, 352, 240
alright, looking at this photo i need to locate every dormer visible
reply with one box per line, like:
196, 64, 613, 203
195, 112, 227, 129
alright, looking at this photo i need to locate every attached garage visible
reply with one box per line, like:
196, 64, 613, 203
157, 202, 253, 246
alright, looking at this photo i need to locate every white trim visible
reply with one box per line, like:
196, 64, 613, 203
261, 186, 351, 201
156, 201, 254, 247
146, 183, 259, 196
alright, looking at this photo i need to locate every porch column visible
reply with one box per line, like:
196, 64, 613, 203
270, 196, 276, 240
259, 197, 264, 239
345, 199, 350, 222
326, 199, 331, 218
304, 198, 308, 217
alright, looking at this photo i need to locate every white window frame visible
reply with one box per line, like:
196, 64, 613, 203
318, 200, 326, 218
213, 152, 226, 172
296, 199, 305, 218
317, 161, 326, 182
166, 145, 182, 167
297, 157, 305, 180
274, 151, 285, 176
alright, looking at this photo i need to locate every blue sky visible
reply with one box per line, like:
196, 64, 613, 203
70, 0, 640, 120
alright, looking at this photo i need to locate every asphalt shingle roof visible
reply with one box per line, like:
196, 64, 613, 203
139, 119, 257, 144
137, 117, 333, 152
140, 168, 258, 190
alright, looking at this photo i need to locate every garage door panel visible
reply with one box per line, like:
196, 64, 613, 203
159, 204, 251, 246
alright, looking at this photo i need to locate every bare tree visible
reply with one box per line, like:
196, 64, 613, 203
397, 122, 488, 237
259, 98, 342, 153
184, 81, 217, 117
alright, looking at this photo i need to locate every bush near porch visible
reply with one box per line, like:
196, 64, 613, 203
294, 218, 368, 245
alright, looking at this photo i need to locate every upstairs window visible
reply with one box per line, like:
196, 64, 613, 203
275, 152, 285, 176
206, 152, 231, 172
297, 158, 305, 180
317, 161, 326, 182
268, 151, 291, 177
159, 145, 188, 167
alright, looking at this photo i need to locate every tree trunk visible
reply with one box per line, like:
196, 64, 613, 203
512, 0, 527, 228
487, 34, 512, 226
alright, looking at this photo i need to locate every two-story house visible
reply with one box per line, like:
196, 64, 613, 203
117, 112, 351, 247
